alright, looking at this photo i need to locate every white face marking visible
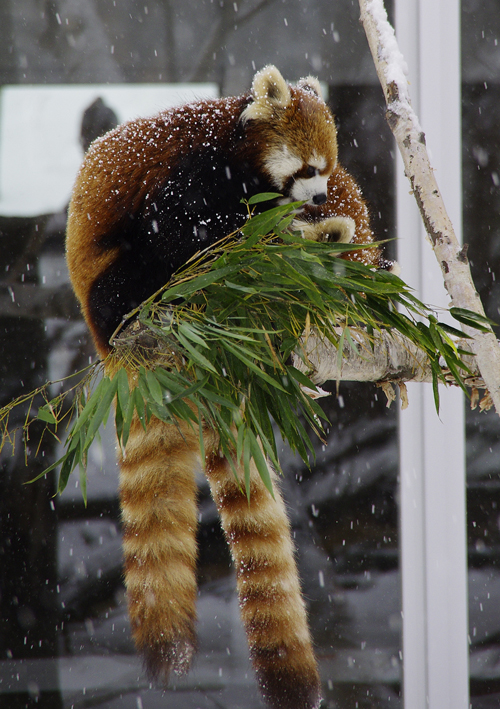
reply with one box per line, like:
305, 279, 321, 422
264, 146, 303, 190
309, 154, 327, 171
290, 173, 329, 204
265, 146, 332, 205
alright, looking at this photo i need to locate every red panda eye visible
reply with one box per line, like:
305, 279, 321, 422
306, 165, 317, 178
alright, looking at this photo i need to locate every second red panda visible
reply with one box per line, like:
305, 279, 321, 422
66, 65, 389, 709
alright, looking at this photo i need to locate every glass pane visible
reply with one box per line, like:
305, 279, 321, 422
462, 1, 500, 706
0, 2, 399, 707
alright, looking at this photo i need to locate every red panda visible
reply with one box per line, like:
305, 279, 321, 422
66, 65, 387, 709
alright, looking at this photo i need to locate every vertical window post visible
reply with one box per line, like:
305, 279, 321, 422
396, 1, 469, 708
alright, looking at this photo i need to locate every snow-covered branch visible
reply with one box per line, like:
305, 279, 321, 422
359, 0, 500, 414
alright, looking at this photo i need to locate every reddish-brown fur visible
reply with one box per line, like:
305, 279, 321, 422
119, 415, 201, 679
305, 164, 380, 264
66, 66, 389, 709
205, 451, 321, 709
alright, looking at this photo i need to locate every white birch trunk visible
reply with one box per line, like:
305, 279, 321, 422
358, 0, 500, 414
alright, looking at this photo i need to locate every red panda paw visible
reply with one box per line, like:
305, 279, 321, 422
378, 258, 401, 275
294, 216, 355, 244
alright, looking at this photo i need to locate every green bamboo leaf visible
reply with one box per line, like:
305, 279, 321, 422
205, 322, 264, 342
414, 321, 437, 352
121, 389, 137, 448
274, 213, 296, 233
145, 370, 164, 406
114, 369, 129, 443
437, 322, 472, 339
83, 376, 118, 452
134, 387, 147, 430
146, 400, 172, 424
344, 328, 360, 356
293, 413, 317, 461
137, 367, 151, 401
428, 322, 446, 355
166, 397, 199, 424
116, 368, 130, 414
37, 405, 57, 424
246, 192, 282, 205
288, 366, 320, 390
241, 204, 300, 241
243, 430, 251, 502
176, 331, 218, 373
57, 440, 81, 494
443, 356, 468, 392
28, 453, 66, 483
221, 337, 271, 365
223, 341, 287, 391
449, 307, 494, 332
430, 360, 441, 414
161, 264, 239, 302
248, 393, 277, 463
79, 463, 87, 507
247, 429, 275, 499
438, 329, 462, 356
337, 327, 346, 375
236, 422, 245, 467
115, 393, 124, 443
198, 386, 239, 411
153, 367, 192, 396
69, 377, 109, 438
178, 322, 210, 349
224, 280, 260, 294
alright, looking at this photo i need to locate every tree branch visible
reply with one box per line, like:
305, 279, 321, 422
114, 319, 490, 411
358, 0, 500, 413
291, 327, 491, 410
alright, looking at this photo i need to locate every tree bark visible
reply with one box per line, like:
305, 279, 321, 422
291, 328, 477, 387
291, 327, 491, 410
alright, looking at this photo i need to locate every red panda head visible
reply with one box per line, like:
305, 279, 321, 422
241, 65, 338, 207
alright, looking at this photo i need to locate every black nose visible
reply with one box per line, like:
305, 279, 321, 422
312, 193, 327, 205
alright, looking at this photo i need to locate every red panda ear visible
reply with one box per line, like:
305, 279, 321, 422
296, 75, 323, 99
241, 65, 291, 123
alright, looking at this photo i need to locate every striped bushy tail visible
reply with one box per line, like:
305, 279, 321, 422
119, 415, 200, 681
205, 451, 322, 709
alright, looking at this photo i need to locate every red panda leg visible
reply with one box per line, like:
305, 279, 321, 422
119, 415, 199, 681
205, 452, 322, 709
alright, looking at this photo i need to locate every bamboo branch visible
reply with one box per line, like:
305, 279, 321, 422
359, 0, 500, 413
115, 319, 490, 410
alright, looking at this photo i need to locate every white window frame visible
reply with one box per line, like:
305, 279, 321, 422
396, 1, 469, 708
